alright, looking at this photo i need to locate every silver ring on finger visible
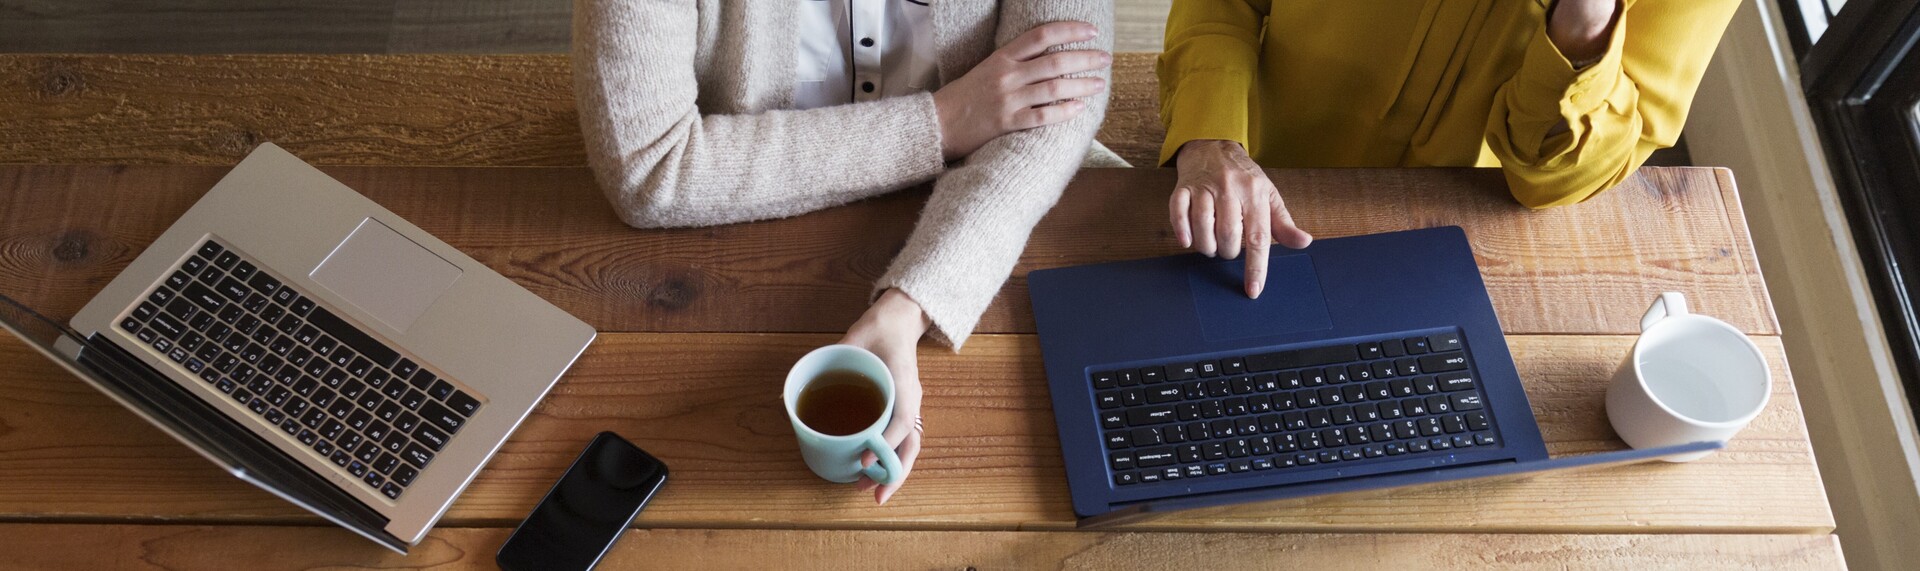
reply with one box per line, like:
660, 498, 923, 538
913, 415, 924, 434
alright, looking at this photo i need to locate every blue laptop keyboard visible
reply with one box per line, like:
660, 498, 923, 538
1092, 331, 1500, 486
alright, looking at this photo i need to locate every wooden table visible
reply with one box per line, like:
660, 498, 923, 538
0, 55, 1841, 569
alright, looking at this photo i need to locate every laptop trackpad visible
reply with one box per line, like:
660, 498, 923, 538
310, 218, 462, 332
1187, 255, 1334, 342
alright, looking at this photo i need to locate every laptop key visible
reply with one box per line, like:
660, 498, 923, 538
214, 251, 240, 270
1429, 332, 1462, 352
383, 431, 410, 453
445, 391, 481, 417
401, 443, 435, 469
1133, 447, 1176, 467
414, 424, 450, 451
387, 461, 414, 484
290, 296, 316, 316
181, 283, 226, 312
271, 287, 297, 306
399, 389, 427, 411
1451, 392, 1484, 411
409, 369, 437, 390
339, 432, 365, 452
373, 453, 400, 476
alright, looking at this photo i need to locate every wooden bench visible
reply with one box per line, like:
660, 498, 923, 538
0, 54, 1837, 568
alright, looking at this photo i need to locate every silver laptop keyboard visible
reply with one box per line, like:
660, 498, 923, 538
116, 238, 485, 501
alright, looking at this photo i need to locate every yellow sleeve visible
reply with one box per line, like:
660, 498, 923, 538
1156, 0, 1270, 166
1484, 0, 1741, 208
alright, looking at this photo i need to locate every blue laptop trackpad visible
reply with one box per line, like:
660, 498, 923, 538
1187, 255, 1334, 342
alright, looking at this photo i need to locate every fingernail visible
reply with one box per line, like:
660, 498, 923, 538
1252, 282, 1263, 299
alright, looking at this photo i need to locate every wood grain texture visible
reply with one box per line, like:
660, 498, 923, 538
0, 165, 1777, 336
0, 54, 1174, 167
0, 55, 583, 166
0, 2, 397, 54
0, 524, 1847, 570
0, 332, 1829, 533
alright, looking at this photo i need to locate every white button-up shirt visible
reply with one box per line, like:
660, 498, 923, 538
794, 0, 940, 110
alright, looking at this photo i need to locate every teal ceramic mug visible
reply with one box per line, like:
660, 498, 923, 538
783, 345, 903, 484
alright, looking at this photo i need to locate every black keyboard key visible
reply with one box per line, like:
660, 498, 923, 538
339, 432, 365, 452
147, 313, 187, 340
327, 397, 355, 419
1139, 366, 1165, 384
347, 409, 373, 431
181, 282, 226, 312
1413, 377, 1440, 395
232, 261, 257, 281
401, 442, 435, 469
1437, 372, 1474, 392
291, 296, 316, 316
132, 301, 160, 322
1110, 451, 1135, 471
196, 265, 222, 285
399, 389, 427, 411
339, 378, 366, 399
1196, 361, 1220, 377
1358, 342, 1383, 360
445, 391, 481, 417
1096, 391, 1122, 409
214, 276, 251, 303
355, 441, 381, 463
216, 304, 243, 325
1236, 340, 1359, 371
1465, 412, 1490, 431
357, 390, 384, 412
1429, 332, 1462, 352
307, 307, 400, 368
363, 471, 385, 489
271, 287, 298, 306
409, 368, 436, 390
1404, 336, 1431, 354
1134, 447, 1176, 467
375, 401, 402, 423
420, 401, 464, 434
247, 271, 281, 296
301, 407, 328, 429
392, 465, 418, 487
214, 250, 240, 270
1146, 385, 1183, 404
394, 412, 420, 433
197, 241, 224, 260
1131, 427, 1164, 447
312, 335, 338, 357
1166, 363, 1198, 381
215, 377, 237, 394
427, 379, 455, 401
1104, 431, 1130, 450
414, 424, 449, 451
331, 450, 353, 468
347, 460, 369, 478
383, 430, 410, 453
373, 453, 399, 475
1121, 401, 1167, 424
381, 378, 408, 400
1451, 392, 1484, 411
329, 347, 355, 368
1091, 371, 1117, 389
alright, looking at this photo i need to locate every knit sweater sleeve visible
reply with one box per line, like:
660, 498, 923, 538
572, 0, 947, 228
872, 0, 1113, 349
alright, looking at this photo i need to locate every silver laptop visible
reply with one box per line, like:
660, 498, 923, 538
2, 143, 595, 552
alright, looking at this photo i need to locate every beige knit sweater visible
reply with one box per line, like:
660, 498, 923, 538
572, 0, 1113, 349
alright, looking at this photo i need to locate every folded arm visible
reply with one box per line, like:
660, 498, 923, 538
1484, 0, 1741, 208
873, 0, 1114, 349
572, 0, 946, 228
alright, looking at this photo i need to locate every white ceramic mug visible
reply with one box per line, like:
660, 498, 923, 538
1605, 292, 1771, 462
783, 345, 903, 484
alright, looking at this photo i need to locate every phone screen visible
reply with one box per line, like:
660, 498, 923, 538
496, 432, 668, 571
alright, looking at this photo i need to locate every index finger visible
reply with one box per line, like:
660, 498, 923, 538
1003, 21, 1098, 61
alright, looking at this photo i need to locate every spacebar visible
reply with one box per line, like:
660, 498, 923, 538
307, 307, 401, 369
1245, 344, 1361, 372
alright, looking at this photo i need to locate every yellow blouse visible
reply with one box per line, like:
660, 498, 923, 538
1157, 0, 1740, 208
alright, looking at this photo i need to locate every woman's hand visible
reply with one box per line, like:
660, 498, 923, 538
839, 289, 931, 504
932, 21, 1110, 160
1170, 139, 1314, 299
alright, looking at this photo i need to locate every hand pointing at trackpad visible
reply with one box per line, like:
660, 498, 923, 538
1186, 256, 1333, 343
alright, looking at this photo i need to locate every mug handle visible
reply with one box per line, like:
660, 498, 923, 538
858, 433, 904, 486
1641, 292, 1690, 332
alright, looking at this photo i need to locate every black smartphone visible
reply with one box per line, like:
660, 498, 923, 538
496, 431, 669, 571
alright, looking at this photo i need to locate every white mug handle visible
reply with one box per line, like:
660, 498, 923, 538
1640, 292, 1690, 332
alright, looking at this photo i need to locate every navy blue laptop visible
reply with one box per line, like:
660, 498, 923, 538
1029, 226, 1716, 525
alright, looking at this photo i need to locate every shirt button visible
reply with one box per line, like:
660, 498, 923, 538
860, 37, 874, 48
861, 81, 875, 93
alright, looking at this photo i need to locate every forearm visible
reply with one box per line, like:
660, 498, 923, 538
1156, 0, 1268, 166
572, 0, 946, 229
874, 0, 1112, 349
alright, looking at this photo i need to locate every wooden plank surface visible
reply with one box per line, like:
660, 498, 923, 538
0, 524, 1847, 570
0, 331, 1829, 533
0, 54, 1172, 167
0, 165, 1777, 336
